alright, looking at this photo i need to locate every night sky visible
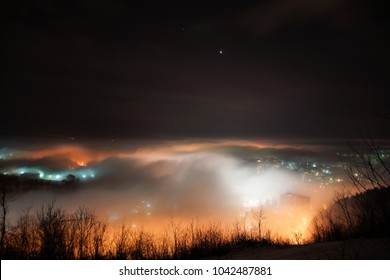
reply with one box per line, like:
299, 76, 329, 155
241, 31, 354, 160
2, 0, 389, 141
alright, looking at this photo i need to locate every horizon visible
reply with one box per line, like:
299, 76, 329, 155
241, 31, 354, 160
2, 136, 386, 241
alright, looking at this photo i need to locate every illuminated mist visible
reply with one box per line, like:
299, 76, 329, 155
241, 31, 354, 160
1, 139, 347, 242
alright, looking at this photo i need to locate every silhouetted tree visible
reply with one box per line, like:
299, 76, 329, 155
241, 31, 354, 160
251, 207, 266, 241
312, 133, 390, 241
11, 208, 40, 259
0, 182, 14, 257
37, 201, 69, 259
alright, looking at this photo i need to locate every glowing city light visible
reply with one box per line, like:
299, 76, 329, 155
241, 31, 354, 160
76, 160, 87, 167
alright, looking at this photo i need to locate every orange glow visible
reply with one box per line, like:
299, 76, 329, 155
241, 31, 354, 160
21, 145, 109, 164
14, 140, 323, 165
75, 160, 87, 167
3, 139, 344, 248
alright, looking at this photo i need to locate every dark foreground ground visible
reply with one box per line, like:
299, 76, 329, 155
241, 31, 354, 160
210, 238, 390, 260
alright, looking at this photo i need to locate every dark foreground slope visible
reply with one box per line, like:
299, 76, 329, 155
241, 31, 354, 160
212, 238, 390, 260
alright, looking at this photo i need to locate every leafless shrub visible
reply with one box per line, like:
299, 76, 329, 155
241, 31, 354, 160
251, 207, 266, 241
112, 224, 131, 259
36, 201, 70, 259
0, 182, 14, 257
311, 135, 390, 242
9, 208, 39, 258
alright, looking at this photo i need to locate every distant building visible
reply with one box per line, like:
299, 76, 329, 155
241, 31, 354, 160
280, 192, 310, 208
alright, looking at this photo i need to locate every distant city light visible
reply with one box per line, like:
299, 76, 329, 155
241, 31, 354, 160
76, 160, 87, 167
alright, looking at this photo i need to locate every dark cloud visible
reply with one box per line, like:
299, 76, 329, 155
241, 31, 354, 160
237, 0, 347, 34
1, 0, 389, 140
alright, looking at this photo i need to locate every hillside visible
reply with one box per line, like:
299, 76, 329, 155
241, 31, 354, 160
211, 238, 390, 259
